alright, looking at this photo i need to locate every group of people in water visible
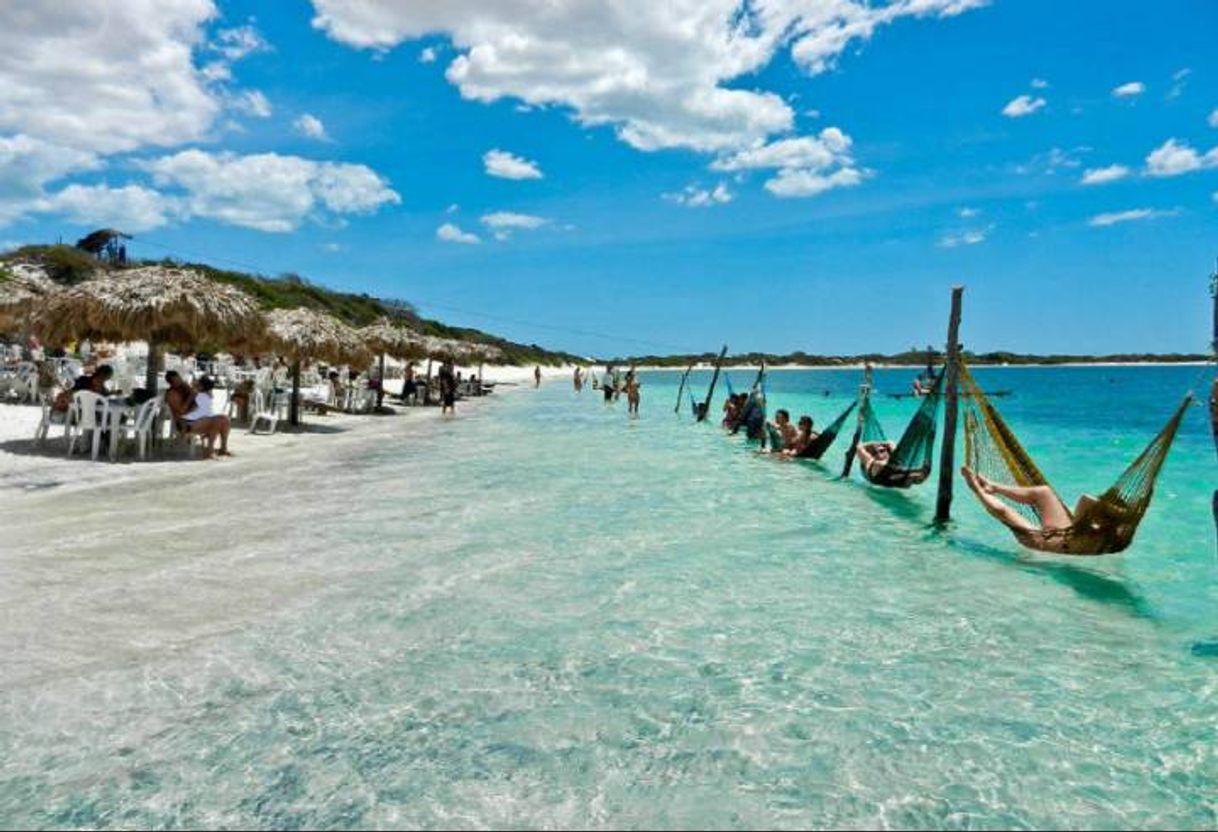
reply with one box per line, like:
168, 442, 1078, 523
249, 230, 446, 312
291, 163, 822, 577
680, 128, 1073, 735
574, 365, 641, 415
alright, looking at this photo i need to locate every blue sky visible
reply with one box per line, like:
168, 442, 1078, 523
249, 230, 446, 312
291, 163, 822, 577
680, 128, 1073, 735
1, 0, 1216, 357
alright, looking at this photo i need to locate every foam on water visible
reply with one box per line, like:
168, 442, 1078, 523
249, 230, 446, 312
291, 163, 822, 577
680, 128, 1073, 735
1, 367, 1217, 828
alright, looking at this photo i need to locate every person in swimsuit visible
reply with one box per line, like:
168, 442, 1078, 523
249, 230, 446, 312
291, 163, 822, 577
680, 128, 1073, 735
534, 365, 542, 388
573, 366, 583, 392
602, 365, 615, 403
782, 416, 818, 457
766, 409, 796, 451
439, 360, 457, 414
854, 441, 896, 479
625, 369, 641, 416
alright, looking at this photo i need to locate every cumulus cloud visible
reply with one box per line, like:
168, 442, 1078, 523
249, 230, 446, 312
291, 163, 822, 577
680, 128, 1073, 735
483, 149, 542, 180
44, 183, 177, 232
213, 24, 270, 62
1112, 81, 1145, 98
294, 113, 330, 141
0, 134, 99, 223
419, 46, 437, 63
1030, 78, 1049, 89
141, 149, 400, 232
663, 183, 733, 207
1080, 164, 1130, 185
1145, 138, 1218, 177
710, 127, 862, 198
938, 225, 992, 248
1088, 208, 1178, 228
231, 89, 272, 118
437, 222, 480, 244
1015, 146, 1088, 176
310, 0, 985, 155
1002, 94, 1046, 118
481, 211, 548, 229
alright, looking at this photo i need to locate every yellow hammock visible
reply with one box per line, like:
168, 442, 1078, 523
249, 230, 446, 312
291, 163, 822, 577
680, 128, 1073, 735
960, 363, 1191, 555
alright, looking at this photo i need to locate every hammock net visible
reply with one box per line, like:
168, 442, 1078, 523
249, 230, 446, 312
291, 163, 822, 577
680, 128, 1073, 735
795, 399, 858, 459
959, 362, 1190, 554
856, 373, 944, 487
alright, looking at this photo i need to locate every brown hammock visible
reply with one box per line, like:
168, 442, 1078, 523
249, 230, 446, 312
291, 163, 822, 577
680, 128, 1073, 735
960, 363, 1190, 555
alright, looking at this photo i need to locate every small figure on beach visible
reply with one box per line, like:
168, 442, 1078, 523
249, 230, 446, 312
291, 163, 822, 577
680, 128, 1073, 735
534, 365, 542, 388
625, 369, 641, 416
439, 359, 458, 415
573, 366, 583, 392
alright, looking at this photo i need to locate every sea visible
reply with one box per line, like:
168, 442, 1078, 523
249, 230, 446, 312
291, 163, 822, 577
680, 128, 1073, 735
1, 365, 1216, 829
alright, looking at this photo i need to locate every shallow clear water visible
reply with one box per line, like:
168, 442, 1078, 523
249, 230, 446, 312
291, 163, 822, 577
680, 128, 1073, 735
2, 366, 1217, 829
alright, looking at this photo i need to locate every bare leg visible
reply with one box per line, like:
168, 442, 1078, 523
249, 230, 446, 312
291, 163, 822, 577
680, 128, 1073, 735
217, 416, 232, 455
973, 471, 1072, 529
962, 467, 1039, 532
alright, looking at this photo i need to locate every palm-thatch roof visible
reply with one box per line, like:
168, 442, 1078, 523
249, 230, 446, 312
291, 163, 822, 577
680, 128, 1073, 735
359, 317, 430, 361
263, 307, 372, 366
0, 263, 56, 332
31, 265, 264, 348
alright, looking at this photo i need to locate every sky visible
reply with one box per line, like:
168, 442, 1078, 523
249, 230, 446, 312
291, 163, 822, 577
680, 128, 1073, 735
1, 0, 1216, 358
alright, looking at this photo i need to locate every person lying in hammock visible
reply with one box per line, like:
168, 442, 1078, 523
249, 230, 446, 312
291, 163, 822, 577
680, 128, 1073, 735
781, 416, 818, 457
854, 441, 896, 479
960, 466, 1107, 553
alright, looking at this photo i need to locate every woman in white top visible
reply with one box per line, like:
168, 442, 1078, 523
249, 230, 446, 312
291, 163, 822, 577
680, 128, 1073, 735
183, 376, 232, 457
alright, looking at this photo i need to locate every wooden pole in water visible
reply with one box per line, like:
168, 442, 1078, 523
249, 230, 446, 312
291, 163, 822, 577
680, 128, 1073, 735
1209, 261, 1218, 547
841, 363, 873, 477
698, 345, 728, 422
674, 362, 693, 414
934, 286, 965, 525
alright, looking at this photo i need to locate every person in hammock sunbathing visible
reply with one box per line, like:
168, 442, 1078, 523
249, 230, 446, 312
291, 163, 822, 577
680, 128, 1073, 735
960, 466, 1107, 553
854, 440, 896, 479
781, 415, 817, 457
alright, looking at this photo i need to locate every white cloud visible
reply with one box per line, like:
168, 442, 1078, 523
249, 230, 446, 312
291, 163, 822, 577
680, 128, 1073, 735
483, 149, 542, 180
310, 0, 986, 155
43, 183, 177, 232
437, 222, 480, 244
1015, 146, 1088, 176
294, 113, 330, 141
958, 207, 979, 218
1002, 94, 1045, 118
0, 1, 223, 156
1145, 138, 1218, 177
710, 127, 862, 198
1030, 78, 1049, 89
231, 89, 272, 118
480, 211, 549, 229
1088, 208, 1178, 228
938, 225, 992, 248
446, 203, 459, 214
663, 183, 733, 207
0, 134, 100, 223
419, 46, 437, 63
1169, 68, 1191, 99
213, 24, 269, 62
142, 149, 400, 232
1112, 81, 1145, 98
1209, 109, 1218, 128
1080, 164, 1130, 185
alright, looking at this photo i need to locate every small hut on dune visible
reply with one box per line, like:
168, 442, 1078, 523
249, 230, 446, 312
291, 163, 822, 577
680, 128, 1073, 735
32, 266, 264, 390
262, 307, 371, 426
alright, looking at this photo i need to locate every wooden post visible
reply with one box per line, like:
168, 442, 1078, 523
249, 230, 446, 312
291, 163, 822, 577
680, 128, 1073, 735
697, 345, 728, 422
376, 353, 387, 409
935, 286, 964, 525
424, 358, 433, 406
841, 363, 873, 477
674, 362, 693, 414
289, 359, 302, 427
144, 334, 161, 394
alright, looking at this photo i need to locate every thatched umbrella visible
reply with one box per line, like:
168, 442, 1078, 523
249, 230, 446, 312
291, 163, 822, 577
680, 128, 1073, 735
0, 264, 56, 334
32, 266, 264, 391
358, 318, 430, 408
262, 307, 371, 426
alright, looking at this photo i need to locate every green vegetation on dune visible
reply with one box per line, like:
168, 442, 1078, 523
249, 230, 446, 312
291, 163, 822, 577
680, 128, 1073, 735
1, 244, 581, 366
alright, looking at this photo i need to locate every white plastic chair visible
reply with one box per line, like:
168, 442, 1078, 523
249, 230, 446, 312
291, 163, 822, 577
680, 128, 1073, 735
249, 389, 279, 435
66, 390, 108, 461
112, 399, 160, 461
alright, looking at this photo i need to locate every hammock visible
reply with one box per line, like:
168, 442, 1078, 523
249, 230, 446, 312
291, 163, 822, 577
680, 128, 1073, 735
960, 363, 1190, 554
794, 399, 858, 460
854, 373, 944, 488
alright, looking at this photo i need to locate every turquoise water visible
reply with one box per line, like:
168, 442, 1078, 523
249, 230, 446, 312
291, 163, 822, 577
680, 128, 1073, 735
2, 366, 1217, 829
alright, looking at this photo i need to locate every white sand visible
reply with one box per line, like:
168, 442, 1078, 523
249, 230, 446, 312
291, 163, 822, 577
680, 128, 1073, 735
0, 363, 577, 497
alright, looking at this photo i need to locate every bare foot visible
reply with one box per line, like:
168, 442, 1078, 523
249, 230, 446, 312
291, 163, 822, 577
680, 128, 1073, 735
217, 449, 233, 458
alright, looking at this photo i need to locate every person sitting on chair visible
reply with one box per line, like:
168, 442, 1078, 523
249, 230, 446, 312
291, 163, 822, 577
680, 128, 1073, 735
854, 441, 896, 479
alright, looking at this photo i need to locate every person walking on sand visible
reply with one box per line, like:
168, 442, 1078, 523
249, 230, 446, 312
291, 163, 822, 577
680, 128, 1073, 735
439, 359, 458, 415
534, 365, 542, 388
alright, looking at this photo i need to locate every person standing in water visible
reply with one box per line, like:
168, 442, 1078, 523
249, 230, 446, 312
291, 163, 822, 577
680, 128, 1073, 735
625, 368, 641, 416
438, 359, 458, 415
603, 364, 615, 403
573, 366, 583, 392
